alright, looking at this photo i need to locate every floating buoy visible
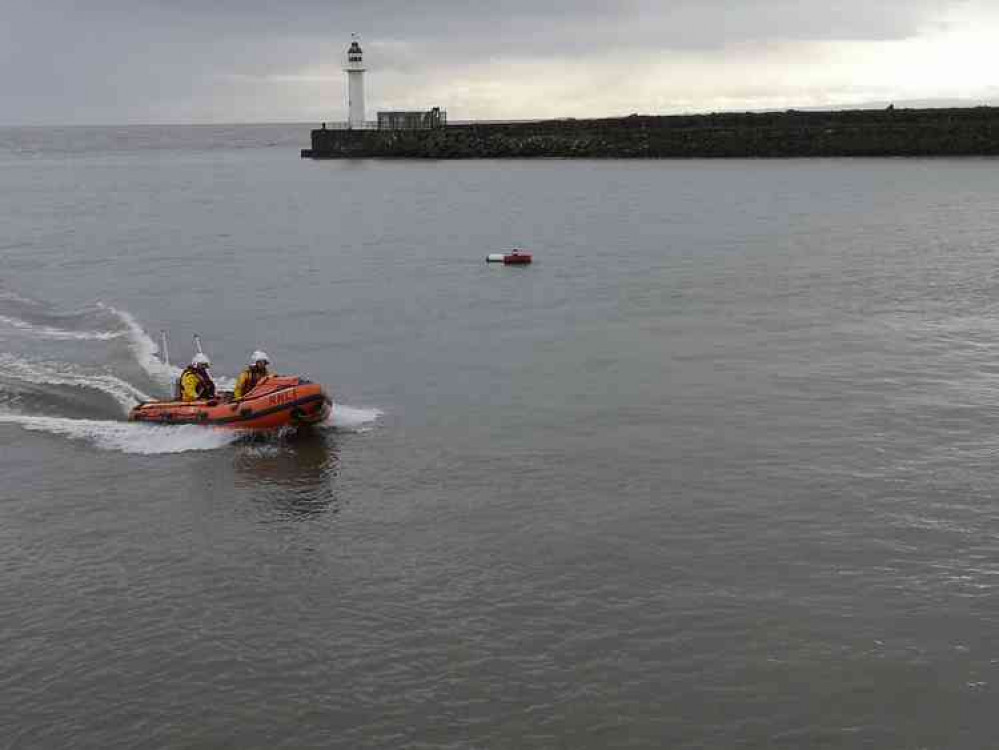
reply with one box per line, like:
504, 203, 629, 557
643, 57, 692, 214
486, 250, 533, 265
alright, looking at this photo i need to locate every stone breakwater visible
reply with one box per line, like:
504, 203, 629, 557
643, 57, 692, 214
302, 107, 999, 159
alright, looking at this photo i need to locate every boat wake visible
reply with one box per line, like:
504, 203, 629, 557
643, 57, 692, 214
0, 402, 380, 455
0, 412, 244, 454
0, 314, 125, 341
0, 296, 383, 453
97, 302, 180, 386
98, 303, 243, 391
0, 353, 151, 413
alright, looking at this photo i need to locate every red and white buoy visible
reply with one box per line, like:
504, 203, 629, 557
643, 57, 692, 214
486, 249, 533, 265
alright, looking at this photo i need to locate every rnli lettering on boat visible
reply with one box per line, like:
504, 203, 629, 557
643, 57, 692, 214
269, 389, 296, 406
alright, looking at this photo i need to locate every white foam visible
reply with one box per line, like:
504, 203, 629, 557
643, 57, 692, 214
0, 314, 124, 341
98, 302, 180, 386
0, 412, 242, 454
0, 354, 151, 413
97, 303, 236, 390
327, 404, 382, 432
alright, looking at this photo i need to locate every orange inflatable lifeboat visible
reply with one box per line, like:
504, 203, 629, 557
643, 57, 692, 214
129, 375, 332, 431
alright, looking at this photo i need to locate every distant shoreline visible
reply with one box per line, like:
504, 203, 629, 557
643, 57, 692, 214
302, 107, 999, 159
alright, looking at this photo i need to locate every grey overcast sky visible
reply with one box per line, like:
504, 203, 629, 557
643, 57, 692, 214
2, 0, 997, 125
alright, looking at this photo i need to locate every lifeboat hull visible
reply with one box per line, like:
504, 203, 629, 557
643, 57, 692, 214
129, 376, 332, 431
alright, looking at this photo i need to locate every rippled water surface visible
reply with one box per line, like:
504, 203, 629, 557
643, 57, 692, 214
1, 126, 998, 748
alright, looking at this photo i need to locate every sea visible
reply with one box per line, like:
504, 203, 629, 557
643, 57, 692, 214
1, 125, 997, 749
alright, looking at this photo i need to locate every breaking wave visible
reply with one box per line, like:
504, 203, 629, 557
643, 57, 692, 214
0, 412, 243, 454
0, 353, 151, 412
0, 314, 125, 341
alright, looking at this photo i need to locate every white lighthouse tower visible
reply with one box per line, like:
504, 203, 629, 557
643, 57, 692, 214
344, 35, 366, 129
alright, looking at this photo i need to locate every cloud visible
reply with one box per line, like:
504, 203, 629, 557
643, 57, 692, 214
1, 0, 995, 124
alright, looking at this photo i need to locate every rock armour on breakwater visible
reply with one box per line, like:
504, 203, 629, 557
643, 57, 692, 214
302, 107, 999, 159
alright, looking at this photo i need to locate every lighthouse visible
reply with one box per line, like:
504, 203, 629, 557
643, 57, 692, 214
344, 36, 366, 129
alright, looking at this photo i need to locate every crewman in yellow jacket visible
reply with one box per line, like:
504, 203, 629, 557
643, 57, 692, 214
179, 353, 217, 401
233, 350, 270, 400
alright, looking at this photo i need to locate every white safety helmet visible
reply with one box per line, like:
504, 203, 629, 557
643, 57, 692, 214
191, 352, 211, 368
250, 350, 270, 365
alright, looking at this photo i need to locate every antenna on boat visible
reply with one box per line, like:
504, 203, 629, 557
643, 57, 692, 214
193, 333, 204, 356
160, 330, 170, 367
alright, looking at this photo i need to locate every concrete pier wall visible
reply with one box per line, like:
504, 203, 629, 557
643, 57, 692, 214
301, 108, 999, 159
